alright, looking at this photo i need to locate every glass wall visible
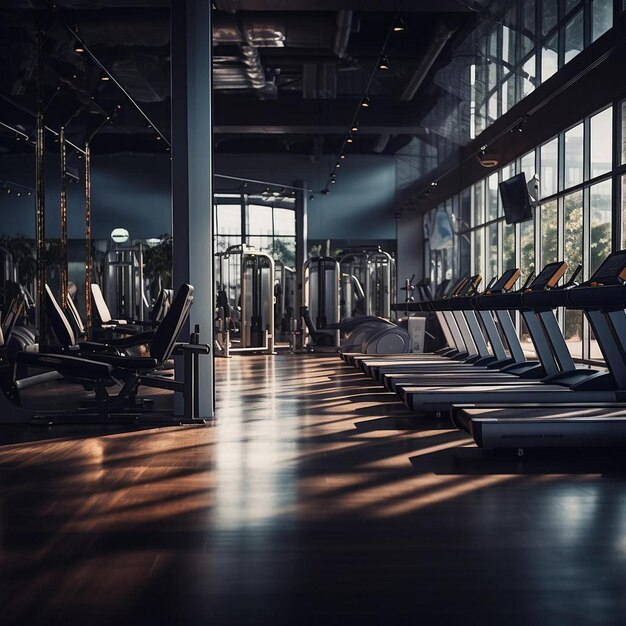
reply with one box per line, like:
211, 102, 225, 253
424, 98, 626, 364
214, 195, 296, 267
469, 0, 617, 139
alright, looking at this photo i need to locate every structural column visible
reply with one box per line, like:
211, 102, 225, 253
294, 180, 308, 307
171, 0, 214, 418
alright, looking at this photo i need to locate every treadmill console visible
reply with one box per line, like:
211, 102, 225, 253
456, 274, 482, 296
529, 261, 568, 290
586, 250, 626, 285
487, 268, 521, 293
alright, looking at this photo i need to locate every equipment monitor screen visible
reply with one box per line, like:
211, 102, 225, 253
588, 250, 626, 284
489, 268, 521, 292
530, 261, 568, 290
499, 173, 533, 225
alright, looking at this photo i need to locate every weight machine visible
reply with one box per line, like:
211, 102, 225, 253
214, 244, 275, 355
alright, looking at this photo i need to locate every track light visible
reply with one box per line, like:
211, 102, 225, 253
322, 188, 329, 195
379, 55, 390, 70
361, 96, 370, 108
335, 162, 341, 168
330, 177, 336, 184
393, 16, 406, 32
340, 152, 346, 159
351, 122, 359, 132
74, 43, 84, 53
101, 76, 110, 81
346, 135, 353, 144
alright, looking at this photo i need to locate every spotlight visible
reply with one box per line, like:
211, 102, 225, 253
340, 153, 346, 159
330, 174, 337, 183
27, 192, 32, 196
322, 188, 330, 195
6, 189, 10, 194
272, 190, 281, 197
361, 96, 370, 108
101, 76, 110, 81
430, 181, 438, 187
346, 135, 353, 144
309, 194, 314, 200
351, 122, 359, 133
393, 16, 406, 32
379, 55, 390, 71
16, 192, 21, 197
156, 135, 161, 140
74, 43, 84, 53
335, 162, 341, 168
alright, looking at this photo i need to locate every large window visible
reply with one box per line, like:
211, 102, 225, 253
469, 0, 616, 139
214, 195, 296, 267
424, 99, 625, 365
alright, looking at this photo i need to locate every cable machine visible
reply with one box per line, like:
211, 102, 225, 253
215, 244, 275, 355
337, 247, 395, 320
301, 256, 341, 348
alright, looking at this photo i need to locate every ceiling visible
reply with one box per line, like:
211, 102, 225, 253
212, 1, 476, 161
0, 0, 482, 191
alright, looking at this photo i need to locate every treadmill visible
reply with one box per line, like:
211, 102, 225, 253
453, 249, 626, 448
398, 260, 610, 414
345, 276, 479, 370
376, 268, 546, 391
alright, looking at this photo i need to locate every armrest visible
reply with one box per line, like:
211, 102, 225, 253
107, 331, 155, 349
77, 341, 121, 355
15, 351, 114, 379
174, 343, 211, 355
88, 353, 159, 371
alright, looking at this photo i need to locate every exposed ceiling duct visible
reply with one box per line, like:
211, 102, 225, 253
373, 20, 458, 153
333, 11, 353, 58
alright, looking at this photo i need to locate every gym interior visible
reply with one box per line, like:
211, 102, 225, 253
1, 0, 626, 624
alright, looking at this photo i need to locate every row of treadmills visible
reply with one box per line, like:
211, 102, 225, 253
340, 249, 626, 451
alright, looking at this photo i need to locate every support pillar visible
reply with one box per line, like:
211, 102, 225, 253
171, 0, 214, 418
295, 180, 308, 307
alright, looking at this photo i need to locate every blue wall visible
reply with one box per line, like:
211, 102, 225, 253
0, 153, 172, 239
0, 152, 400, 240
215, 154, 398, 240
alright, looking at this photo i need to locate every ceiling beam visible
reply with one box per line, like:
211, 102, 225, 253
214, 124, 434, 135
214, 0, 473, 12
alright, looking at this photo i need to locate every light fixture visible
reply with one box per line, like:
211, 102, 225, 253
340, 152, 346, 159
330, 177, 336, 184
346, 135, 353, 144
351, 122, 359, 132
335, 162, 341, 168
322, 188, 329, 195
74, 43, 84, 53
16, 192, 21, 197
430, 181, 438, 187
101, 76, 110, 81
379, 55, 390, 70
111, 227, 130, 244
361, 96, 370, 108
393, 16, 406, 32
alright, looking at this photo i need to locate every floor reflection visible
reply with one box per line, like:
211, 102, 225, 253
0, 353, 625, 625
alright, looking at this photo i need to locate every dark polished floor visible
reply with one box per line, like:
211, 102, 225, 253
1, 354, 626, 625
